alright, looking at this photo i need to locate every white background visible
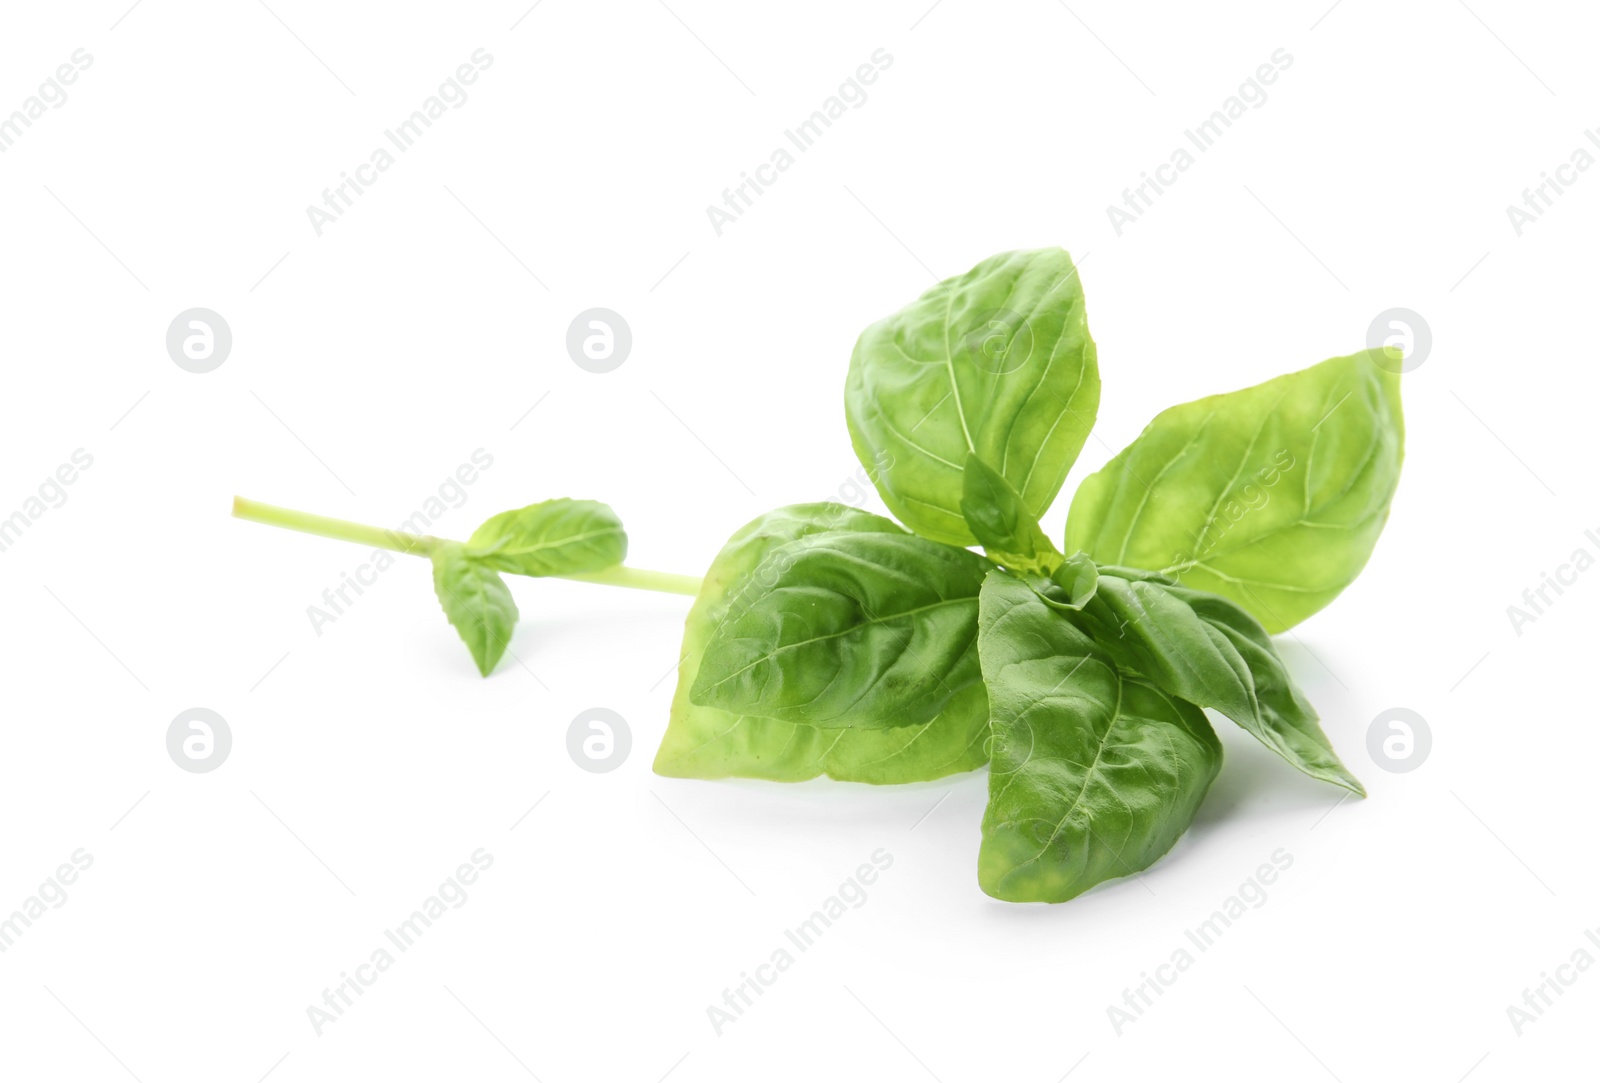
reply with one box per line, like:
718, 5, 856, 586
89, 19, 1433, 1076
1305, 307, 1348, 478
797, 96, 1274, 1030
0, 0, 1594, 1079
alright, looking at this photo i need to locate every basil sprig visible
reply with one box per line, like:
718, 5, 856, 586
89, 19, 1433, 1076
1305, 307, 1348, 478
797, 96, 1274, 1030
664, 247, 1401, 903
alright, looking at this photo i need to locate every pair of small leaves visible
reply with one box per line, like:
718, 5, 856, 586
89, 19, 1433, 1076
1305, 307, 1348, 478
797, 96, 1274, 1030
431, 499, 626, 676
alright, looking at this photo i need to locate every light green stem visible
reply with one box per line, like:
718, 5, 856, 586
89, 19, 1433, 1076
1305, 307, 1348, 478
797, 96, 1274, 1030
232, 496, 703, 596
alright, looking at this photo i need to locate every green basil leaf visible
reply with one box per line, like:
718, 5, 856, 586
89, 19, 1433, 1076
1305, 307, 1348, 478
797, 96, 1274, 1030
1022, 551, 1099, 617
960, 453, 1063, 575
1064, 350, 1403, 632
653, 505, 989, 782
846, 248, 1100, 547
689, 528, 990, 729
1051, 551, 1099, 608
430, 542, 519, 677
1075, 569, 1364, 795
466, 499, 626, 577
978, 572, 1222, 903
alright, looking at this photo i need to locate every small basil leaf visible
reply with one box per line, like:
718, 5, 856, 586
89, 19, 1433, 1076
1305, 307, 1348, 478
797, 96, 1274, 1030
1048, 551, 1100, 609
1074, 570, 1364, 795
430, 542, 519, 677
960, 453, 1063, 575
653, 505, 990, 782
978, 572, 1222, 903
689, 529, 990, 729
1065, 350, 1403, 632
466, 499, 626, 577
847, 248, 1100, 546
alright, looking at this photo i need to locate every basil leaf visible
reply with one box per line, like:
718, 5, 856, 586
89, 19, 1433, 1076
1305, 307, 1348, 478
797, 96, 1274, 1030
1076, 569, 1364, 795
430, 542, 519, 676
466, 498, 626, 577
1051, 551, 1099, 609
653, 505, 989, 782
846, 248, 1100, 547
960, 453, 1063, 575
1064, 350, 1403, 632
978, 572, 1222, 903
689, 529, 990, 729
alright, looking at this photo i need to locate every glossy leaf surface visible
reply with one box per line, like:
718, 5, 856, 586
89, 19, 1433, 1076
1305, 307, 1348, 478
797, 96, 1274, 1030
690, 528, 990, 729
654, 505, 990, 782
978, 573, 1222, 903
1065, 351, 1403, 631
847, 248, 1100, 546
